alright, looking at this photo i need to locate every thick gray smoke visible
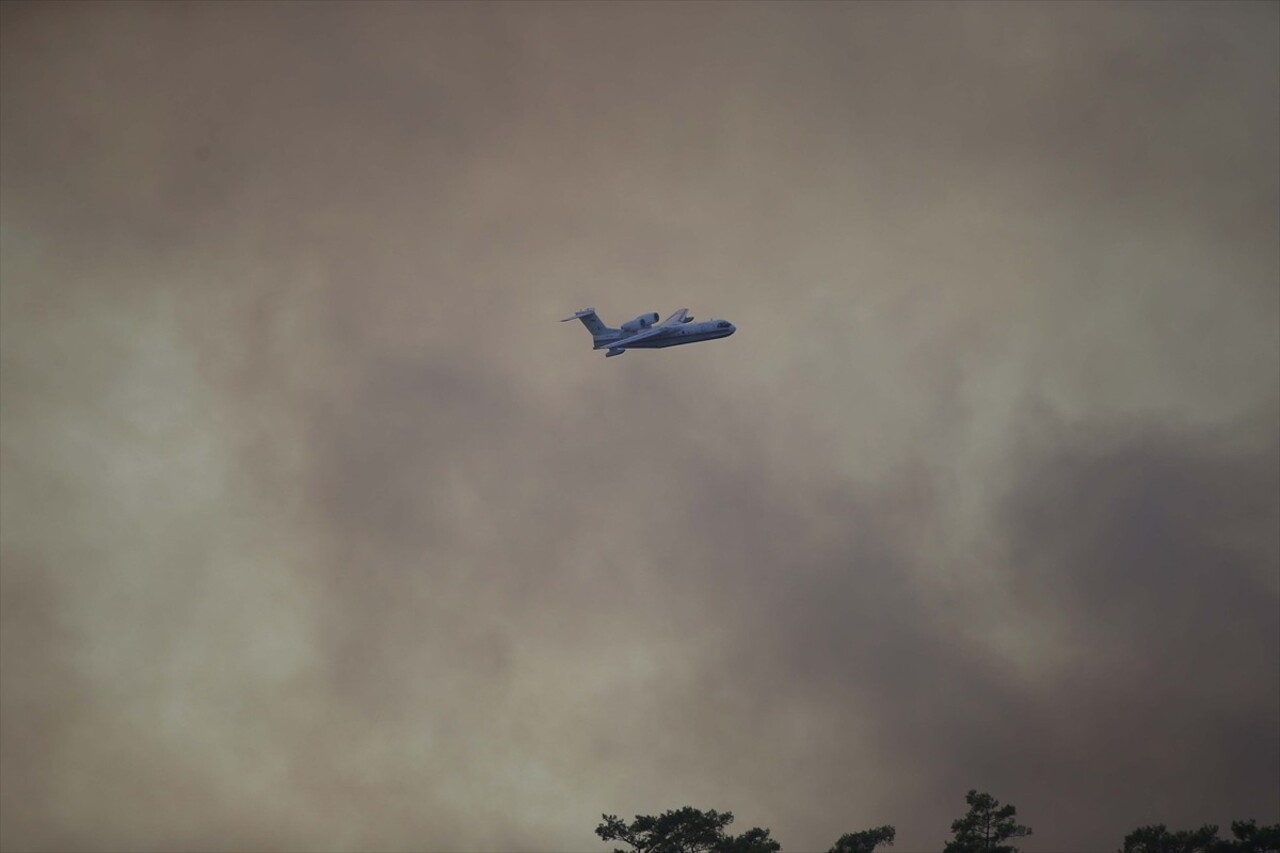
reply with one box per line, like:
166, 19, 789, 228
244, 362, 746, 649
2, 3, 1276, 851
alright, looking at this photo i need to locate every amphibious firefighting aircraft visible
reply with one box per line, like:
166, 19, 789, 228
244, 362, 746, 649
562, 308, 736, 357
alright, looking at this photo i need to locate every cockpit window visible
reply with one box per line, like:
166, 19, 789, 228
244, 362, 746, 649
717, 321, 731, 329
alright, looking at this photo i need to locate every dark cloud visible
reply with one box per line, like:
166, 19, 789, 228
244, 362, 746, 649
2, 2, 1277, 852
998, 420, 1279, 835
662, 412, 1279, 852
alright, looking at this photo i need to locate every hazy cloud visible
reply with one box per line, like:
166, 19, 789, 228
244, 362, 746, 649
2, 3, 1276, 852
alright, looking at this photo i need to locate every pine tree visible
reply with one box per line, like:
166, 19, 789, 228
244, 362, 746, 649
943, 790, 1032, 853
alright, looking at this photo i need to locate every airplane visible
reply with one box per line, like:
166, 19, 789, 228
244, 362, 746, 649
562, 307, 736, 357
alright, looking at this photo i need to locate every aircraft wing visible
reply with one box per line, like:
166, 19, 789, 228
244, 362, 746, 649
606, 325, 671, 349
658, 308, 688, 326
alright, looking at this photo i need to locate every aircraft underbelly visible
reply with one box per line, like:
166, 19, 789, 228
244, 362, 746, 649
627, 331, 728, 348
626, 338, 683, 348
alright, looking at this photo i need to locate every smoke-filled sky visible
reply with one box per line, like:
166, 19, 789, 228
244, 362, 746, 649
1, 3, 1277, 852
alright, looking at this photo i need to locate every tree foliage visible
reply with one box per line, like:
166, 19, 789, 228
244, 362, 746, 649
1120, 824, 1221, 853
943, 790, 1032, 853
595, 808, 779, 853
829, 824, 896, 853
718, 826, 785, 853
1119, 821, 1280, 853
594, 798, 1274, 853
1224, 820, 1280, 853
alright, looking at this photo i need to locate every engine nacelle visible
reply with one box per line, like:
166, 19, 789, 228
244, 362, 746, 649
620, 312, 660, 332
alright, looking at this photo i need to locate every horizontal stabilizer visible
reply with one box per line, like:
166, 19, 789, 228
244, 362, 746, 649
563, 307, 615, 339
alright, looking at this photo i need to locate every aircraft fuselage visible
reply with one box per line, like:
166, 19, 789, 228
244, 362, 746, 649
563, 308, 735, 358
594, 320, 736, 349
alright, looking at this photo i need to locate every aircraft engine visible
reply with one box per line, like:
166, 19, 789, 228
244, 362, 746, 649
620, 312, 660, 332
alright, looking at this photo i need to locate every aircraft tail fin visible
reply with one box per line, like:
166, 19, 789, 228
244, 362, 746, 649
561, 308, 616, 340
